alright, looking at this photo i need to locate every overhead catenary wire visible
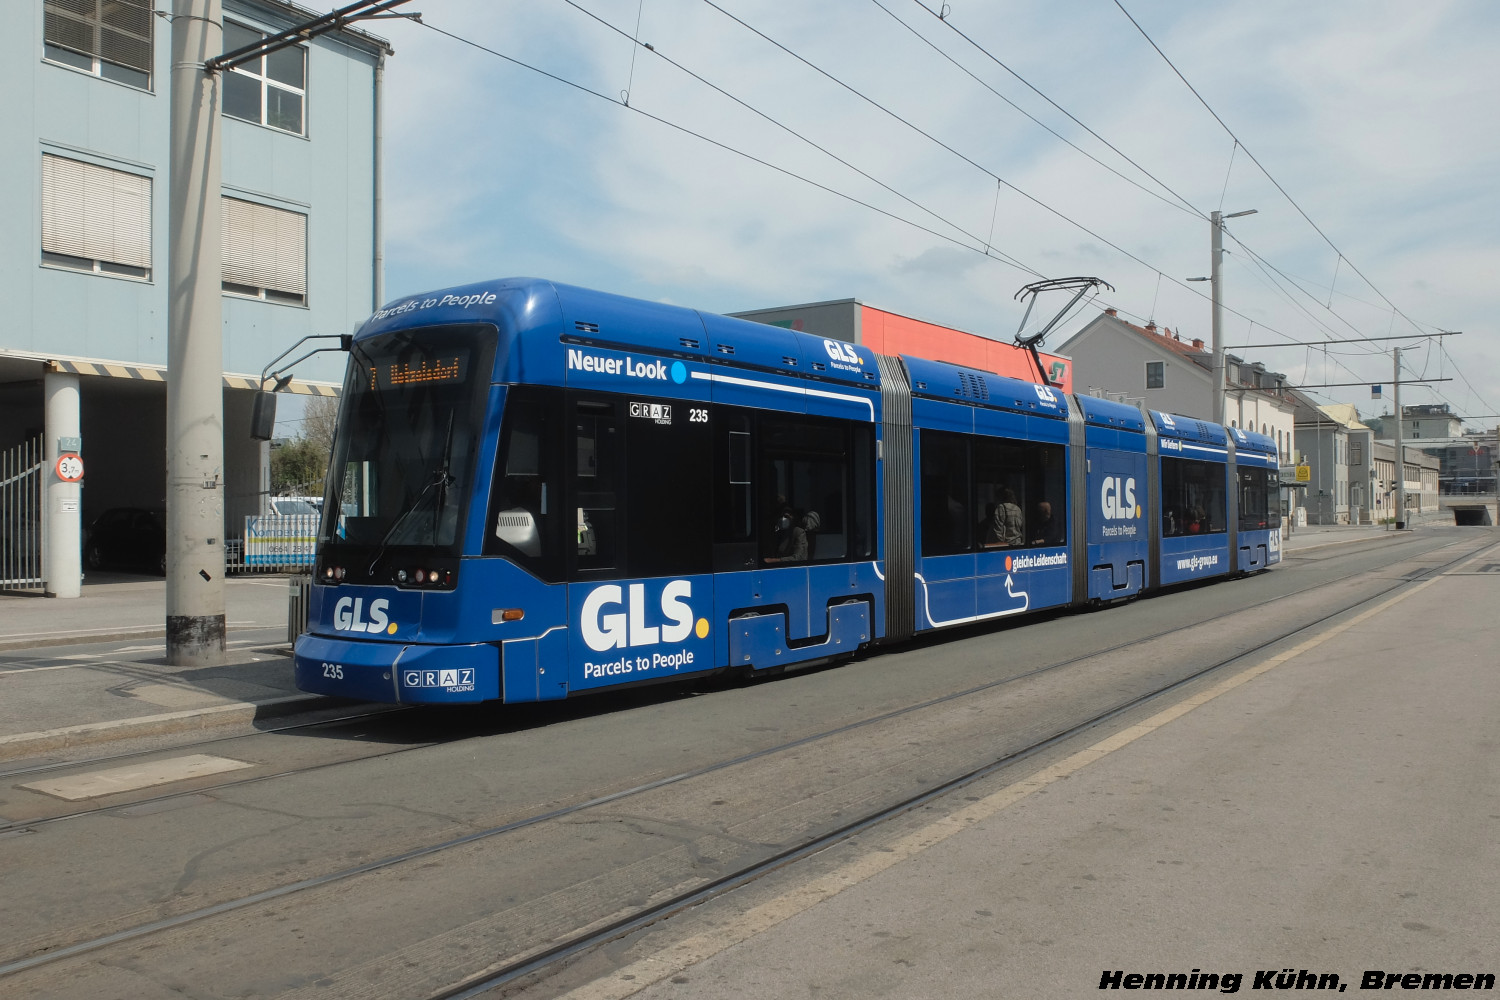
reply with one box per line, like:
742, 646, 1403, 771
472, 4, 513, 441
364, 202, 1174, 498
689, 0, 1335, 349
557, 0, 1038, 276
865, 0, 1201, 219
889, 1, 1458, 373
412, 18, 1043, 282
902, 0, 1206, 220
417, 5, 1261, 346
411, 6, 1486, 422
900, 0, 1447, 364
1109, 0, 1432, 338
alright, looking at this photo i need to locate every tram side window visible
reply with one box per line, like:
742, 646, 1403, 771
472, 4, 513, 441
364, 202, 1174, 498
919, 429, 1067, 557
1161, 457, 1227, 537
486, 385, 565, 582
1238, 467, 1282, 531
973, 436, 1066, 548
756, 414, 872, 565
920, 430, 970, 557
573, 399, 621, 573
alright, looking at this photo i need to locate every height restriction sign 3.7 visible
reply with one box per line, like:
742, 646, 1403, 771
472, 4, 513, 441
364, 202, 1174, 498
55, 453, 84, 482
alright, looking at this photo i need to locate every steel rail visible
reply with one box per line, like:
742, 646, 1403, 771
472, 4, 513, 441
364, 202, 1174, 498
1, 532, 1486, 982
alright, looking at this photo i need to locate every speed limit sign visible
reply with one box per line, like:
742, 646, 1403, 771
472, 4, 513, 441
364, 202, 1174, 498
56, 453, 84, 482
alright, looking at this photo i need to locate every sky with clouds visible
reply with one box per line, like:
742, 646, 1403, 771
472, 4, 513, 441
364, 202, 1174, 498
365, 0, 1499, 430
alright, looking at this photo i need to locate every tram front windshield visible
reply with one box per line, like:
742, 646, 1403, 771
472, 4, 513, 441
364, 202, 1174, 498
318, 324, 495, 582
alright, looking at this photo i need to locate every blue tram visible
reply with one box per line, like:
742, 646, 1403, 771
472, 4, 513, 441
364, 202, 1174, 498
294, 278, 1281, 704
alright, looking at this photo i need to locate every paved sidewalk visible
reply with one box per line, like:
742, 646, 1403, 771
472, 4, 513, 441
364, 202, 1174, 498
0, 573, 324, 761
0, 523, 1410, 762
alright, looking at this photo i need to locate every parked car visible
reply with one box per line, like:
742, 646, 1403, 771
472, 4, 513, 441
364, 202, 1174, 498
268, 497, 321, 517
85, 508, 166, 574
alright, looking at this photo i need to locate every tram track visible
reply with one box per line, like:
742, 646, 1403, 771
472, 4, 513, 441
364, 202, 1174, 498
0, 704, 410, 783
430, 533, 1500, 999
1, 531, 1490, 989
0, 529, 1449, 832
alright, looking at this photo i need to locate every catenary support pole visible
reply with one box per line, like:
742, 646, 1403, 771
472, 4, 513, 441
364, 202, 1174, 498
1393, 347, 1406, 530
1210, 210, 1225, 425
166, 0, 226, 665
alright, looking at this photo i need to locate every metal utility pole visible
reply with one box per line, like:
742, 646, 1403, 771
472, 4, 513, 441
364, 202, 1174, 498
1392, 347, 1406, 529
1208, 209, 1257, 425
166, 0, 226, 665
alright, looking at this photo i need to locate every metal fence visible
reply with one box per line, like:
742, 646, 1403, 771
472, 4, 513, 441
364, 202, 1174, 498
227, 513, 320, 574
1, 437, 44, 591
287, 575, 312, 642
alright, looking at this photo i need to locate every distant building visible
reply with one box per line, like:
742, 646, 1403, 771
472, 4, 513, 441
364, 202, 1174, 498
1293, 402, 1380, 525
0, 1, 389, 588
1056, 309, 1296, 462
731, 298, 1074, 392
1371, 441, 1441, 519
1366, 403, 1466, 441
1402, 403, 1465, 440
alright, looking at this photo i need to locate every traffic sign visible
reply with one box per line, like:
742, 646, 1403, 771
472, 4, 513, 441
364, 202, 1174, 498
56, 453, 84, 482
1295, 464, 1311, 483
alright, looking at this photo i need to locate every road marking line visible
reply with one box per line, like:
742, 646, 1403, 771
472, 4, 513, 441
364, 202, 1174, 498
20, 754, 254, 801
560, 576, 1443, 1000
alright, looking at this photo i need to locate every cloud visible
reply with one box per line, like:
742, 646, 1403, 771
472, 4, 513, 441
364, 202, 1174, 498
371, 0, 1500, 424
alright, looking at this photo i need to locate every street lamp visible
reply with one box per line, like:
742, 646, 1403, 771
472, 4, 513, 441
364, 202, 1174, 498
1188, 209, 1257, 425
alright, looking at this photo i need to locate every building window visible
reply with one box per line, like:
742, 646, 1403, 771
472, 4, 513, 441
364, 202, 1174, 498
222, 197, 307, 304
43, 0, 153, 90
1145, 360, 1165, 389
222, 21, 306, 135
41, 153, 152, 279
1350, 441, 1362, 465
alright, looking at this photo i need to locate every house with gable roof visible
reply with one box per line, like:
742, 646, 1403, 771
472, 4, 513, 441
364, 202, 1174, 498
1056, 309, 1297, 465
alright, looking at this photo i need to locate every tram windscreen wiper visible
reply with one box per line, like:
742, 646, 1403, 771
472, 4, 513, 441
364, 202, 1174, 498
365, 412, 456, 577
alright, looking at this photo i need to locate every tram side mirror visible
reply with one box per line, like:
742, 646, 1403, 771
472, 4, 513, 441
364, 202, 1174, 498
250, 391, 277, 441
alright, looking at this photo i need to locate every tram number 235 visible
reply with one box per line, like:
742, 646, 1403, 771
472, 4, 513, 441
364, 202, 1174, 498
688, 408, 708, 423
321, 662, 344, 679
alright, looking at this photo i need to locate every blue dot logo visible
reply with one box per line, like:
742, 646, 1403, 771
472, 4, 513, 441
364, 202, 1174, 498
671, 361, 687, 384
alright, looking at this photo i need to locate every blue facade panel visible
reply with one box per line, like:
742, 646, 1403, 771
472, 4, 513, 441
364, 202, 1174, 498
2, 2, 383, 382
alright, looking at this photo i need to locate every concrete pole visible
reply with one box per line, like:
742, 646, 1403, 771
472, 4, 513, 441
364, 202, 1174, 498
1209, 211, 1225, 425
166, 0, 226, 665
43, 370, 82, 599
1393, 347, 1406, 530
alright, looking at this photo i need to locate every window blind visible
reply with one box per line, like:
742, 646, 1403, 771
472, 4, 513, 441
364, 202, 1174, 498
41, 153, 152, 270
44, 0, 153, 74
222, 197, 307, 297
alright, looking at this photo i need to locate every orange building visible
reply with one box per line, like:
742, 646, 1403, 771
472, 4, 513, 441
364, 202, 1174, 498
731, 298, 1073, 393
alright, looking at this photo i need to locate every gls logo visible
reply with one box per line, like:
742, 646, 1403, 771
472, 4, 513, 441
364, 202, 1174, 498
823, 339, 862, 365
1033, 383, 1058, 404
1101, 476, 1139, 520
582, 581, 695, 652
334, 596, 396, 634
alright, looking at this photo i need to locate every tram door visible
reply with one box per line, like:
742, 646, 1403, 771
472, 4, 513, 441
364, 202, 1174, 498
565, 391, 715, 691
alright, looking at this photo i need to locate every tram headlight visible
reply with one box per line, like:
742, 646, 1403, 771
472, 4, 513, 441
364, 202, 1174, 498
396, 568, 408, 583
414, 569, 425, 584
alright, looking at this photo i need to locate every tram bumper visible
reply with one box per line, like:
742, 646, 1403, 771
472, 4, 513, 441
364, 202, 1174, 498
294, 634, 500, 704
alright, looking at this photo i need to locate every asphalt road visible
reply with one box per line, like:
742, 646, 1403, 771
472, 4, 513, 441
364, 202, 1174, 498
1, 527, 1492, 999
